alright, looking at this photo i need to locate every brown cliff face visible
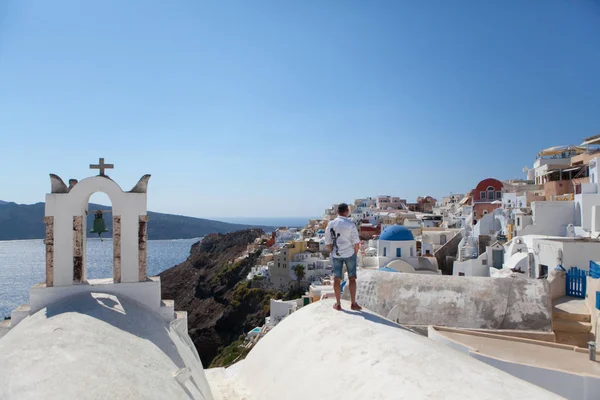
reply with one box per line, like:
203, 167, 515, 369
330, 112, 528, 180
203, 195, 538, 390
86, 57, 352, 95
159, 229, 276, 366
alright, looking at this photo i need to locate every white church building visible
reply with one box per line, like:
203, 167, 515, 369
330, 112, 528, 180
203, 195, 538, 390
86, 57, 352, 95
360, 225, 439, 274
0, 159, 214, 399
377, 225, 417, 265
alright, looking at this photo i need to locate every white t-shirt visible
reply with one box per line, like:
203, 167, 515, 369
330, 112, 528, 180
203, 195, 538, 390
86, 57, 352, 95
325, 216, 360, 258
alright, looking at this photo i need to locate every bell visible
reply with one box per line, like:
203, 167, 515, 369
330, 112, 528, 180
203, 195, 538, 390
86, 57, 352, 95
90, 211, 109, 238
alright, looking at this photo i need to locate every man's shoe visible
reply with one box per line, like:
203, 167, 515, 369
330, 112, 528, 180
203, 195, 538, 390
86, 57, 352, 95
333, 303, 342, 311
350, 303, 362, 311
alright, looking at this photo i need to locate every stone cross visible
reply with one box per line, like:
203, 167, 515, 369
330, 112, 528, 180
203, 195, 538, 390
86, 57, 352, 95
90, 158, 114, 176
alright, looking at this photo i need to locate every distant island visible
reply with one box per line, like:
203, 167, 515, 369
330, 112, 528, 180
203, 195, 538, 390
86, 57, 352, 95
0, 201, 275, 241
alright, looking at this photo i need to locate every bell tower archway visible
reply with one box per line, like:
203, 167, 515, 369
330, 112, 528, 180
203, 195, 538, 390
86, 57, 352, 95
7, 158, 183, 329
44, 159, 151, 287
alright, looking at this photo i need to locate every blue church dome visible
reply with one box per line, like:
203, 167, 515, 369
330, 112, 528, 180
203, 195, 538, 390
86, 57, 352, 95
379, 225, 414, 241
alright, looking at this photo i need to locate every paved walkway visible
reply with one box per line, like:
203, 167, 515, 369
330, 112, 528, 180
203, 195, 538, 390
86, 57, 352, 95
440, 329, 600, 377
553, 296, 589, 316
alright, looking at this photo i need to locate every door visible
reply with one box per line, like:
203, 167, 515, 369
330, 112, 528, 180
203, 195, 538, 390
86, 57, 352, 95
492, 249, 503, 269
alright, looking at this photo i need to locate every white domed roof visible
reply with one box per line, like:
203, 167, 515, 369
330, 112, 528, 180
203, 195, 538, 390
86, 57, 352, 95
386, 259, 415, 273
230, 300, 559, 399
0, 292, 211, 400
380, 225, 414, 241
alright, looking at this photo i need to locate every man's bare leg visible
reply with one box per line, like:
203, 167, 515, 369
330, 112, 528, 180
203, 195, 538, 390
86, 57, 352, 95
334, 278, 341, 306
349, 277, 357, 305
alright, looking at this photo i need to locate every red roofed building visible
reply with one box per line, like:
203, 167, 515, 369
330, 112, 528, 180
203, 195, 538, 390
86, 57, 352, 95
472, 178, 504, 221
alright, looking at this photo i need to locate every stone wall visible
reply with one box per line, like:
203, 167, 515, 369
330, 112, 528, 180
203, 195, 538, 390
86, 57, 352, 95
434, 229, 462, 275
113, 216, 121, 283
72, 216, 84, 283
344, 269, 552, 331
44, 216, 54, 287
138, 215, 149, 281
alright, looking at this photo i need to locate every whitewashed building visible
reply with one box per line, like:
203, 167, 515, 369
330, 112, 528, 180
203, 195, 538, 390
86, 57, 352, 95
267, 298, 298, 327
358, 226, 439, 274
289, 251, 331, 281
0, 160, 214, 400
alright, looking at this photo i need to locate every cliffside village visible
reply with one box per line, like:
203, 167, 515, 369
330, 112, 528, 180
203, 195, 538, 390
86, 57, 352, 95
236, 135, 600, 399
2, 141, 600, 399
248, 134, 600, 289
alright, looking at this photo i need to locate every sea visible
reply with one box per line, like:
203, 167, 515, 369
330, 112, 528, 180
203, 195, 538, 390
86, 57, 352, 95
0, 238, 200, 319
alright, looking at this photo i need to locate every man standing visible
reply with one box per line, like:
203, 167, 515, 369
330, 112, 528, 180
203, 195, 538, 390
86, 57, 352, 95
325, 203, 362, 311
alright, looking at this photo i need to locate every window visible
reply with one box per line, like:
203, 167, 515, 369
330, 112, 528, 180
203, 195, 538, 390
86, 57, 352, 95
410, 247, 414, 257
396, 248, 401, 257
440, 234, 447, 245
487, 186, 495, 200
517, 217, 521, 226
459, 272, 465, 276
278, 263, 280, 268
473, 211, 477, 218
480, 191, 486, 199
383, 248, 387, 257
496, 191, 502, 199
483, 210, 488, 215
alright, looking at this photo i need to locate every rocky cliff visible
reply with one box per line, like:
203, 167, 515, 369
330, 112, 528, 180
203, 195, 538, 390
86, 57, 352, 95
160, 229, 279, 366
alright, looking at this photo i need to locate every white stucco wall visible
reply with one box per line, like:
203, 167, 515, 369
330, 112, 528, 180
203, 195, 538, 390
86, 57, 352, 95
592, 206, 600, 233
533, 239, 564, 277
453, 258, 490, 277
473, 211, 504, 238
377, 239, 415, 266
519, 201, 575, 237
505, 238, 529, 258
421, 230, 455, 245
45, 176, 147, 286
502, 192, 518, 209
504, 252, 529, 274
574, 194, 600, 231
515, 214, 534, 235
421, 242, 434, 256
533, 239, 599, 275
269, 299, 297, 325
560, 241, 600, 271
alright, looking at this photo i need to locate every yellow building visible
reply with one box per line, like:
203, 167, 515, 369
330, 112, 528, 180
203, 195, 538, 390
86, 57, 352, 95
269, 240, 309, 289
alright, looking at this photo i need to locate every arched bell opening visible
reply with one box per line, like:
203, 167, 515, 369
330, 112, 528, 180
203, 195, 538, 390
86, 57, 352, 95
80, 192, 117, 283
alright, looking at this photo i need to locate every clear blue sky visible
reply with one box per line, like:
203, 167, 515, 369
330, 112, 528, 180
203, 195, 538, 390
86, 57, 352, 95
1, 1, 599, 218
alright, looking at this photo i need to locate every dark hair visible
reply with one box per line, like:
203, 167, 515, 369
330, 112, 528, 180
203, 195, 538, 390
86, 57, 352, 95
337, 203, 349, 214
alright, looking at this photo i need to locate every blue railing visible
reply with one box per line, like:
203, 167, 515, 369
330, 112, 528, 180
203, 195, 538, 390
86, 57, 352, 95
596, 291, 600, 311
590, 261, 600, 279
566, 267, 588, 299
